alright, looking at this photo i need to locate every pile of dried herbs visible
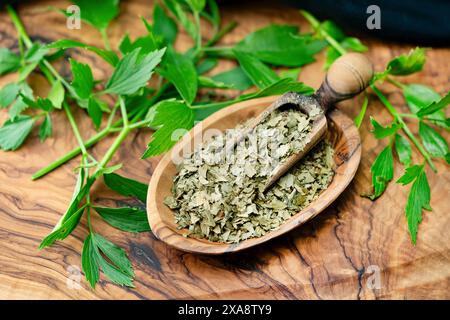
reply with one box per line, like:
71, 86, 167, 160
164, 107, 334, 242
0, 0, 448, 288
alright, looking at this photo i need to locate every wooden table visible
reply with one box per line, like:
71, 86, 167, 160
0, 0, 449, 299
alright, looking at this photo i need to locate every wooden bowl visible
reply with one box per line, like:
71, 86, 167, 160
147, 96, 361, 254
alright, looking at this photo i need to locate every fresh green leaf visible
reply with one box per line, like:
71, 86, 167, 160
93, 234, 134, 278
0, 48, 21, 75
19, 94, 54, 111
94, 206, 150, 232
103, 173, 148, 203
18, 61, 39, 82
47, 80, 64, 109
370, 117, 401, 139
394, 133, 412, 167
81, 234, 100, 288
70, 59, 94, 99
417, 91, 450, 117
188, 0, 206, 12
211, 67, 253, 91
196, 58, 218, 74
118, 34, 158, 56
396, 164, 423, 185
235, 24, 326, 67
8, 83, 33, 119
72, 0, 119, 31
105, 47, 166, 95
164, 0, 197, 40
0, 83, 20, 108
0, 115, 34, 151
153, 4, 178, 45
419, 122, 449, 158
39, 114, 52, 142
233, 50, 279, 89
205, 0, 220, 29
142, 99, 195, 158
46, 39, 119, 66
88, 97, 103, 129
397, 165, 431, 244
159, 46, 197, 104
387, 47, 426, 76
319, 20, 346, 41
365, 145, 394, 200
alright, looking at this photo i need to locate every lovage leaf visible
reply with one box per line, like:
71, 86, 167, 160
94, 206, 150, 232
105, 47, 166, 95
386, 47, 426, 76
419, 122, 449, 158
81, 233, 100, 288
233, 50, 279, 89
158, 46, 198, 104
70, 59, 94, 99
0, 115, 34, 151
47, 80, 64, 109
153, 4, 178, 45
39, 114, 53, 142
365, 145, 394, 200
0, 83, 20, 108
0, 48, 21, 75
87, 97, 103, 129
211, 67, 253, 91
72, 0, 119, 31
103, 173, 148, 203
394, 133, 412, 167
164, 0, 197, 40
403, 84, 447, 126
370, 117, 401, 139
142, 99, 195, 158
235, 24, 326, 67
416, 91, 450, 117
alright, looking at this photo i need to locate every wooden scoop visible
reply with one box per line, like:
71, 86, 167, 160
249, 53, 374, 190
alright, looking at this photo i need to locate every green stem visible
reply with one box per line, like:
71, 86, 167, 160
387, 77, 406, 89
6, 5, 32, 47
63, 102, 88, 156
205, 21, 237, 47
100, 28, 111, 51
97, 127, 130, 171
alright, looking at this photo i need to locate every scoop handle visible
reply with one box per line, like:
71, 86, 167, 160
315, 52, 373, 111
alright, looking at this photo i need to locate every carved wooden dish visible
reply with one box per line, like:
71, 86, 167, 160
147, 96, 361, 254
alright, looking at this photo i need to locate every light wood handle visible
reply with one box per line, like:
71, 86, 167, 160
315, 52, 373, 111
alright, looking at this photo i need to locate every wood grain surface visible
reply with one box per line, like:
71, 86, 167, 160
0, 0, 449, 299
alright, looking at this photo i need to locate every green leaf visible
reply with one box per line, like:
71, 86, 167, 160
19, 94, 54, 111
0, 83, 20, 108
81, 234, 100, 288
70, 59, 94, 99
211, 67, 252, 91
91, 233, 134, 287
0, 48, 21, 75
233, 50, 279, 89
153, 4, 178, 45
394, 133, 412, 167
47, 80, 64, 109
319, 20, 346, 41
205, 0, 220, 29
396, 164, 423, 185
164, 0, 197, 40
196, 58, 218, 74
39, 114, 52, 142
142, 99, 195, 158
105, 47, 165, 95
419, 122, 449, 158
387, 47, 426, 76
365, 145, 394, 200
0, 115, 34, 151
46, 39, 119, 66
72, 0, 119, 31
188, 0, 206, 12
235, 24, 326, 67
8, 83, 33, 120
18, 61, 39, 82
159, 46, 197, 104
94, 207, 150, 232
103, 173, 148, 203
397, 165, 431, 244
118, 34, 158, 56
416, 91, 450, 117
198, 76, 233, 89
87, 97, 103, 129
403, 84, 446, 127
370, 117, 400, 139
